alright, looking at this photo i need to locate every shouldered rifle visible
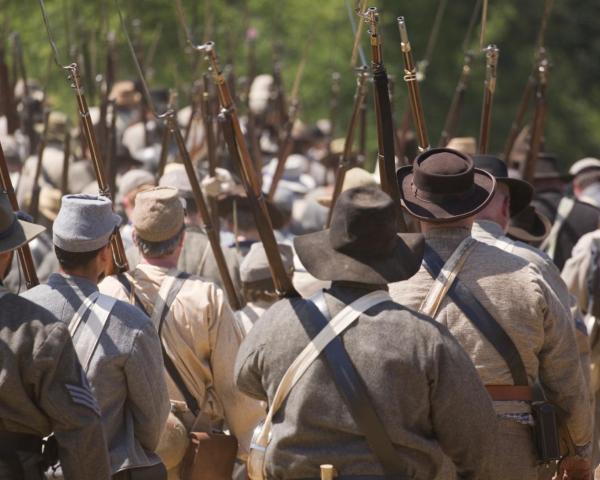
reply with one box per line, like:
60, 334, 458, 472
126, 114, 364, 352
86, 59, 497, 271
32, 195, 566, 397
521, 54, 549, 184
324, 71, 341, 184
0, 140, 39, 288
503, 0, 554, 162
156, 89, 178, 181
267, 40, 310, 200
119, 3, 241, 309
29, 109, 50, 222
0, 42, 19, 134
397, 17, 430, 153
327, 66, 369, 227
61, 129, 70, 196
439, 52, 474, 147
361, 7, 406, 231
205, 44, 298, 298
39, 0, 128, 275
477, 45, 499, 154
174, 0, 297, 297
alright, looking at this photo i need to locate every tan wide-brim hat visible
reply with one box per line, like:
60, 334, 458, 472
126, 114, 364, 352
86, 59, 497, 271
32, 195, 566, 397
446, 137, 477, 156
0, 193, 45, 254
38, 187, 62, 222
317, 167, 377, 207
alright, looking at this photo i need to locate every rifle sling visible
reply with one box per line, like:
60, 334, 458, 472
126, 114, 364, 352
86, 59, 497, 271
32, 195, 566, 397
422, 245, 529, 386
296, 293, 409, 478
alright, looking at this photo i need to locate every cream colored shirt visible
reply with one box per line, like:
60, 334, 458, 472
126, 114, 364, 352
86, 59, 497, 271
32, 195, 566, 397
100, 264, 264, 456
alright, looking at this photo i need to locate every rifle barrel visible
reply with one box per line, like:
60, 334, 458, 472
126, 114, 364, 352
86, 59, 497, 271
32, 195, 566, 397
478, 45, 499, 154
397, 17, 430, 152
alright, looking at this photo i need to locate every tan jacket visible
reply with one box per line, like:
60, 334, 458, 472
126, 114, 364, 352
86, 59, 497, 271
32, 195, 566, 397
100, 264, 264, 456
389, 227, 592, 447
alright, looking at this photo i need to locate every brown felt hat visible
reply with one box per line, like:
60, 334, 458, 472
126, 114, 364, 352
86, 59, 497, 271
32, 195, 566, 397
133, 187, 184, 242
397, 148, 496, 223
294, 187, 424, 284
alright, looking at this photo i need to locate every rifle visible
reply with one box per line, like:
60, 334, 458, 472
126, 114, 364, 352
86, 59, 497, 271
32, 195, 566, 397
156, 89, 178, 181
174, 0, 297, 298
503, 0, 555, 162
397, 17, 430, 153
61, 129, 70, 196
98, 31, 116, 166
39, 0, 128, 275
323, 71, 341, 184
360, 7, 406, 231
106, 100, 118, 196
477, 45, 499, 154
267, 43, 310, 200
121, 3, 241, 309
0, 140, 39, 288
29, 109, 50, 223
201, 73, 221, 235
439, 52, 474, 147
327, 66, 369, 226
521, 54, 549, 184
0, 42, 18, 134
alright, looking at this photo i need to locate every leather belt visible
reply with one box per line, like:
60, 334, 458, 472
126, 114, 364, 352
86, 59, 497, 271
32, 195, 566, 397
0, 431, 42, 455
486, 385, 533, 402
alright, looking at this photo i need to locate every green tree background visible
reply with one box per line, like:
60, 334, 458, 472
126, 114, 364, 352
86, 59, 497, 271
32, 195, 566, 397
4, 0, 600, 170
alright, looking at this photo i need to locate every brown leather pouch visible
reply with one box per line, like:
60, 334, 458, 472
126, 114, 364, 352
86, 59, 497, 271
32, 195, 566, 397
181, 431, 238, 480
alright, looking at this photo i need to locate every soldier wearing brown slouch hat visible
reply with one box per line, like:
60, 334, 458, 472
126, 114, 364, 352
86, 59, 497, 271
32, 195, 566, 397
391, 148, 592, 479
235, 186, 497, 479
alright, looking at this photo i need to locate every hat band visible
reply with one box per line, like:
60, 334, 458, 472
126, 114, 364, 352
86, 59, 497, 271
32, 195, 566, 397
411, 182, 475, 204
0, 217, 18, 241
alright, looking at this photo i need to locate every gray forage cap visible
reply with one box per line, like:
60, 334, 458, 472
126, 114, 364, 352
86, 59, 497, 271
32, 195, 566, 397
240, 242, 294, 283
53, 194, 122, 252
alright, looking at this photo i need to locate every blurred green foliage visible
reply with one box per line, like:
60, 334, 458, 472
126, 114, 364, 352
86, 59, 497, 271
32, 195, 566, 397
4, 0, 600, 170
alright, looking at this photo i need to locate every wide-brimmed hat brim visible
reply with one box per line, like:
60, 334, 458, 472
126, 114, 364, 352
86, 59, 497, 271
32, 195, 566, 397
0, 219, 45, 254
294, 230, 424, 284
397, 166, 496, 223
497, 177, 533, 217
508, 210, 552, 243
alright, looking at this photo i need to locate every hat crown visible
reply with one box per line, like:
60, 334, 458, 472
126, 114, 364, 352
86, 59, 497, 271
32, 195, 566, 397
413, 148, 475, 195
133, 187, 184, 243
472, 154, 509, 178
329, 187, 397, 257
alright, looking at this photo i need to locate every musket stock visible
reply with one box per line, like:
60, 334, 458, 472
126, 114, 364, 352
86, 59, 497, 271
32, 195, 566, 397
397, 17, 430, 152
327, 66, 369, 226
0, 140, 39, 288
0, 43, 19, 134
361, 7, 406, 231
477, 45, 499, 154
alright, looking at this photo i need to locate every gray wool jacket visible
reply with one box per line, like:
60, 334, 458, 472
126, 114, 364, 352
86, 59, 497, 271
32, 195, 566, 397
21, 273, 170, 475
235, 284, 498, 480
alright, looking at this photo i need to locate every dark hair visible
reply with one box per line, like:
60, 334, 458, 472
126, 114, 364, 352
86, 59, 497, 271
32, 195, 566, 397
55, 245, 105, 270
135, 227, 185, 259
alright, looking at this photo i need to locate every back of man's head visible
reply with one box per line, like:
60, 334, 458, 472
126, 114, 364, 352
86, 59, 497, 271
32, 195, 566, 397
133, 187, 185, 259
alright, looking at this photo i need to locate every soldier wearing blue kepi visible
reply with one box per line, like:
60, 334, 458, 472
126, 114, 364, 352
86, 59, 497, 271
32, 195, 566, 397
21, 194, 170, 480
235, 186, 498, 480
0, 191, 112, 479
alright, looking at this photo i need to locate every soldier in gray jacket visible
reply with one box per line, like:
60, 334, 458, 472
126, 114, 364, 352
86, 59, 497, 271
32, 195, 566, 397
0, 191, 111, 479
235, 187, 498, 480
21, 194, 170, 479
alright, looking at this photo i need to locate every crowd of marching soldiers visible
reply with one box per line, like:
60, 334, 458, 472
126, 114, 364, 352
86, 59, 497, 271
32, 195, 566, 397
3, 35, 600, 480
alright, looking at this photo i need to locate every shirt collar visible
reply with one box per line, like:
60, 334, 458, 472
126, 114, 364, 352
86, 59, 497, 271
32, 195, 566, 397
472, 219, 505, 239
49, 272, 99, 296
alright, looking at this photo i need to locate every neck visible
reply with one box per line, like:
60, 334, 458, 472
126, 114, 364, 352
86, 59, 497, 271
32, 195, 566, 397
141, 253, 179, 269
420, 218, 473, 234
60, 268, 98, 285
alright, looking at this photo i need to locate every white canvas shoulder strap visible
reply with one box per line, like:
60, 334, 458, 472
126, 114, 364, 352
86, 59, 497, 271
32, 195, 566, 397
149, 268, 181, 329
541, 196, 576, 259
252, 290, 391, 451
418, 236, 477, 318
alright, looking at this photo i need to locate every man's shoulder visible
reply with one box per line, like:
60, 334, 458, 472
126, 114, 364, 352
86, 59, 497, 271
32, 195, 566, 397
470, 238, 531, 271
109, 297, 152, 329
